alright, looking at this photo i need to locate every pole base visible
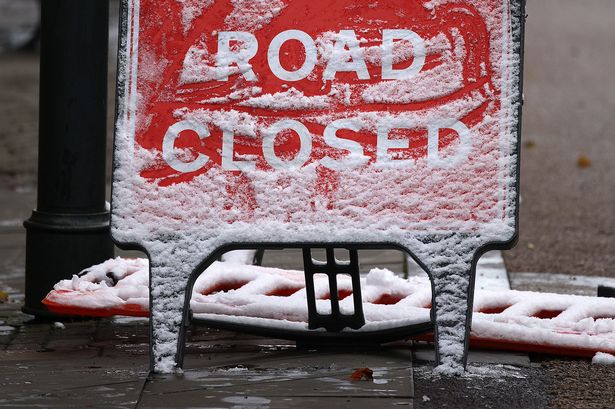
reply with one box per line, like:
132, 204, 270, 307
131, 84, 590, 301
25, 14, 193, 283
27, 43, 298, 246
23, 209, 114, 318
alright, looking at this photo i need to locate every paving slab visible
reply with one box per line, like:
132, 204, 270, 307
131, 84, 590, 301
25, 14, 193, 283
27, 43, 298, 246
0, 234, 25, 251
138, 394, 412, 408
141, 348, 413, 408
0, 368, 146, 408
0, 188, 36, 224
0, 348, 147, 408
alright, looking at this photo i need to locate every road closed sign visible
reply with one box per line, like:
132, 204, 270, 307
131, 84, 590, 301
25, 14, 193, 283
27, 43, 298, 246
112, 0, 525, 373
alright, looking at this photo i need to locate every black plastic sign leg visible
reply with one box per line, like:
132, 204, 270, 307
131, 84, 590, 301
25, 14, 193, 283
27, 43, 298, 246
302, 247, 365, 332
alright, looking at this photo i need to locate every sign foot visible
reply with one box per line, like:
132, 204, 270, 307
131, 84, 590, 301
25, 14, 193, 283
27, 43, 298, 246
149, 247, 197, 374
429, 258, 474, 375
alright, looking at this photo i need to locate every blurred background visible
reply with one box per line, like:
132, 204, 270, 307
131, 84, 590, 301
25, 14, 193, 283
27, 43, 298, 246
0, 0, 613, 285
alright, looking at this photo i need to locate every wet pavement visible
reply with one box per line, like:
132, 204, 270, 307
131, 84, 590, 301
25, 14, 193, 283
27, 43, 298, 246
1, 189, 612, 409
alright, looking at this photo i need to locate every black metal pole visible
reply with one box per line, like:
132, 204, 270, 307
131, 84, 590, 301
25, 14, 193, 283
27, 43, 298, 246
23, 0, 114, 318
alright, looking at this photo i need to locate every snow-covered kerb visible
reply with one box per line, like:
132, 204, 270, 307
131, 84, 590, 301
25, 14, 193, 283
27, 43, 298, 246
112, 0, 523, 373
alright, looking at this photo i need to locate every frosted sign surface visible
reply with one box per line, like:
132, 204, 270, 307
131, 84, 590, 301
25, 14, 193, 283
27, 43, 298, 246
112, 0, 523, 374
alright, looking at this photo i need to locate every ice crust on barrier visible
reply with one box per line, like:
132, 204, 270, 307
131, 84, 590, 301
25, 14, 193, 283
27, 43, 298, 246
47, 257, 615, 364
112, 0, 522, 374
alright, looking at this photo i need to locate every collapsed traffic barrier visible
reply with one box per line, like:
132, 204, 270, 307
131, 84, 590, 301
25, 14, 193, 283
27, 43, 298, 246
44, 256, 615, 360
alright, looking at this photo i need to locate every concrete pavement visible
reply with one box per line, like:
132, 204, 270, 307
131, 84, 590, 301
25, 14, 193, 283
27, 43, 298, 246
504, 0, 615, 276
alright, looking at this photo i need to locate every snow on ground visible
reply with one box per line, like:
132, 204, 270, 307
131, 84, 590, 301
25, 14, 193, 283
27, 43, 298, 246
415, 363, 528, 380
592, 352, 615, 365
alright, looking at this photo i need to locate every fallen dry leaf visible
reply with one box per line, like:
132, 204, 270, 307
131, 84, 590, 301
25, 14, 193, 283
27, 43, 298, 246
0, 291, 8, 303
524, 140, 536, 149
351, 367, 373, 381
577, 154, 591, 168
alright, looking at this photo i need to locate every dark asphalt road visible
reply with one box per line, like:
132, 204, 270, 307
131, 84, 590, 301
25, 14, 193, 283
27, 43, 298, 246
503, 0, 615, 277
412, 362, 550, 409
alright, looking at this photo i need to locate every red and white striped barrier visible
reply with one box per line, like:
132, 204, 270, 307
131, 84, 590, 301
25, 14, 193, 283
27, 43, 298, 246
43, 257, 615, 358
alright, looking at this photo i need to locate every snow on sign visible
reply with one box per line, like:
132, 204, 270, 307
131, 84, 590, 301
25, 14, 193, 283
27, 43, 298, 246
112, 0, 525, 373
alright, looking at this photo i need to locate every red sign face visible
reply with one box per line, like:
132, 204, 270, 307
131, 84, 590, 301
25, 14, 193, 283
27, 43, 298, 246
112, 0, 521, 246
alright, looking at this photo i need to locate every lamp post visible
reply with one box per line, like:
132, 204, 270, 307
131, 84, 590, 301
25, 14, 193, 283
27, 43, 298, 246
23, 0, 114, 318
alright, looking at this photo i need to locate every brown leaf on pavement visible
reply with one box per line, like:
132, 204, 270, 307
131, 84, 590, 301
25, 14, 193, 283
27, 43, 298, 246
351, 367, 374, 381
577, 154, 591, 168
524, 140, 536, 149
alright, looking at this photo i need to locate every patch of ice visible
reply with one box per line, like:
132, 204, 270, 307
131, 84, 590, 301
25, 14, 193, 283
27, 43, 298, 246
0, 219, 23, 228
0, 325, 15, 334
